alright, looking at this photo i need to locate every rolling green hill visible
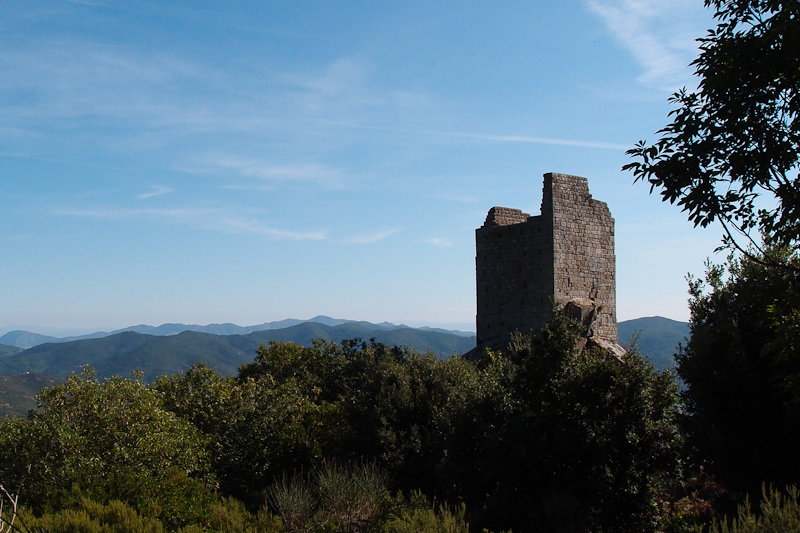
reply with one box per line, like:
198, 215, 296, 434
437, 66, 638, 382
0, 315, 474, 349
0, 373, 62, 417
618, 316, 689, 371
0, 323, 476, 381
0, 343, 24, 357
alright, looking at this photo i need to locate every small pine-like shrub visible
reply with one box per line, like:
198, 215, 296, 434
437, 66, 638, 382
382, 491, 469, 533
314, 460, 390, 533
704, 485, 800, 533
267, 474, 316, 533
19, 498, 163, 532
266, 461, 391, 533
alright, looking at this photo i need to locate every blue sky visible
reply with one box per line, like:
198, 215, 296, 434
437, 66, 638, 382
1, 0, 723, 335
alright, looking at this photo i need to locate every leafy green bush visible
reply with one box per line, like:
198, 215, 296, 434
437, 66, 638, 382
0, 321, 683, 533
264, 465, 476, 533
204, 497, 282, 533
156, 349, 347, 505
479, 312, 683, 532
0, 367, 212, 522
339, 343, 508, 505
157, 325, 680, 532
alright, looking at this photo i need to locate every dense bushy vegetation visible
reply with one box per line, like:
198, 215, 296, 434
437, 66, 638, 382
0, 313, 684, 532
678, 247, 800, 500
647, 245, 800, 533
0, 369, 214, 530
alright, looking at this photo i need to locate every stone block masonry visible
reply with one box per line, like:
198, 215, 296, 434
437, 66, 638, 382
475, 172, 617, 348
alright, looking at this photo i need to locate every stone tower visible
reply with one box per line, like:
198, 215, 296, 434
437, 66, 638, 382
475, 172, 617, 348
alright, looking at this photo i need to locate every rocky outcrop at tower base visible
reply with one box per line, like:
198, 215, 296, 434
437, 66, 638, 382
563, 298, 626, 362
563, 298, 599, 337
588, 337, 627, 363
465, 298, 627, 362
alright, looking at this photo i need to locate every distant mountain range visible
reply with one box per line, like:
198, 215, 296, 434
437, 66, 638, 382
0, 316, 689, 416
0, 315, 475, 350
0, 319, 477, 381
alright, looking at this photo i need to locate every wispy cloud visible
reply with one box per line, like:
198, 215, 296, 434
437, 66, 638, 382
0, 41, 233, 136
342, 229, 401, 244
53, 205, 326, 240
207, 157, 344, 187
216, 216, 327, 240
137, 186, 174, 200
584, 0, 712, 89
54, 206, 202, 219
280, 58, 429, 112
446, 131, 629, 151
283, 58, 368, 98
420, 237, 453, 247
0, 31, 437, 170
347, 124, 629, 151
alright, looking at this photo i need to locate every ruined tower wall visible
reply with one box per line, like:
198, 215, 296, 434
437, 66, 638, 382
475, 207, 554, 346
475, 173, 617, 347
548, 173, 617, 342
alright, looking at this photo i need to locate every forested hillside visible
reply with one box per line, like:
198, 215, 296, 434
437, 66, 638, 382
0, 322, 476, 380
0, 373, 61, 417
0, 343, 23, 357
618, 316, 689, 369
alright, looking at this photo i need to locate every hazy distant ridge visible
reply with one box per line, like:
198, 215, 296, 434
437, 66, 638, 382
0, 331, 60, 350
0, 322, 477, 380
0, 315, 475, 349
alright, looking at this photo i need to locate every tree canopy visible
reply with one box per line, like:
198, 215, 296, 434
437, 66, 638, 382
677, 246, 800, 498
624, 0, 800, 262
0, 368, 213, 528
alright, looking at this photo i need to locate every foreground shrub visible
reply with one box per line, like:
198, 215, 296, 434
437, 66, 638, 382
678, 248, 800, 499
0, 368, 212, 524
203, 497, 282, 533
0, 318, 684, 532
702, 485, 800, 533
18, 498, 163, 532
156, 349, 347, 506
267, 461, 390, 533
382, 491, 470, 533
479, 312, 683, 532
